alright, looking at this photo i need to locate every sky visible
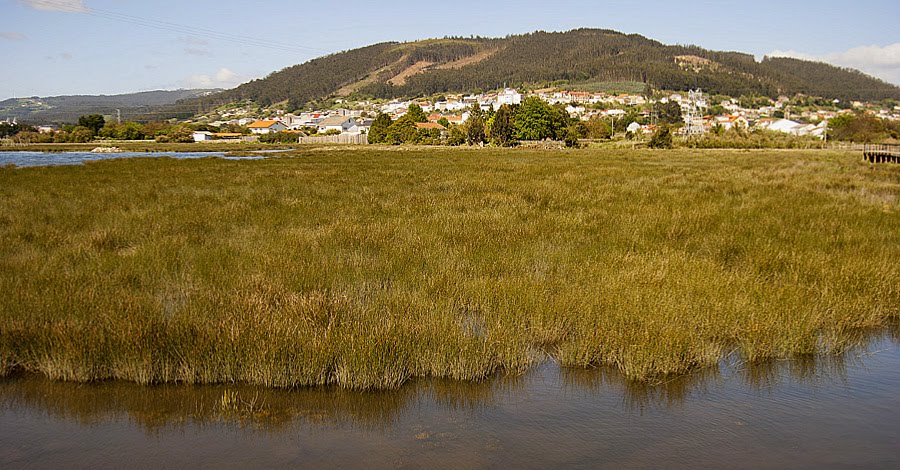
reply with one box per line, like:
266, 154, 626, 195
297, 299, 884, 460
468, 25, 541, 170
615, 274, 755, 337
1, 0, 899, 100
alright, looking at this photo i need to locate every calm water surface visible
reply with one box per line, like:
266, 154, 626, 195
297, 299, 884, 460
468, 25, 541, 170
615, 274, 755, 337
0, 151, 264, 168
2, 333, 899, 468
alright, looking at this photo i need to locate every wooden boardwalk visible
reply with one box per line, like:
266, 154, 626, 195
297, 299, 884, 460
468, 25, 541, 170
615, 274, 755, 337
864, 143, 900, 163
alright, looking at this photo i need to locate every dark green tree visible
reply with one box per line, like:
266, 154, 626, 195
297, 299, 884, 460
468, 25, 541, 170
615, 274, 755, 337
368, 113, 392, 144
69, 126, 95, 143
707, 104, 726, 117
657, 101, 683, 125
549, 103, 572, 140
490, 104, 516, 147
77, 114, 105, 136
386, 115, 418, 144
515, 96, 552, 140
464, 105, 486, 145
0, 122, 31, 138
446, 124, 466, 146
828, 112, 887, 142
649, 124, 674, 149
406, 103, 428, 123
118, 122, 146, 140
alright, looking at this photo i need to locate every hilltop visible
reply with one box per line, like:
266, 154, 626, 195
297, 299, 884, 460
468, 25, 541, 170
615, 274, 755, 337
153, 29, 900, 118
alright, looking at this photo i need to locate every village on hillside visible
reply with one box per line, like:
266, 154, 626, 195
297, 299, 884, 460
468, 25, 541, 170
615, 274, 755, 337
3, 87, 898, 147
183, 87, 900, 144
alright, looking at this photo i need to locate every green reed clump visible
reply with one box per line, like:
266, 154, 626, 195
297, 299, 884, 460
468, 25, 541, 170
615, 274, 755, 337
0, 148, 898, 387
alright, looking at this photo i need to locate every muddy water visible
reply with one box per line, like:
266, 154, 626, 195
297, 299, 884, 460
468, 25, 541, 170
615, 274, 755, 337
2, 334, 899, 469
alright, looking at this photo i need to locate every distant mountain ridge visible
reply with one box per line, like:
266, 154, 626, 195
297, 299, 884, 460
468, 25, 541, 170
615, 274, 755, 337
0, 89, 221, 123
45, 29, 896, 122
158, 28, 898, 116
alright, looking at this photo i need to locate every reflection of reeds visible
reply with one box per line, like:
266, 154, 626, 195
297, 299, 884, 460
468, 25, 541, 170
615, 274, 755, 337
737, 327, 893, 390
0, 374, 419, 432
560, 363, 722, 411
0, 149, 898, 389
4, 334, 891, 432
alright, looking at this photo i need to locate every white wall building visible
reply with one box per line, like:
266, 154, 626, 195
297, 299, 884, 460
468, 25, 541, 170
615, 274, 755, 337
497, 88, 522, 107
247, 120, 288, 134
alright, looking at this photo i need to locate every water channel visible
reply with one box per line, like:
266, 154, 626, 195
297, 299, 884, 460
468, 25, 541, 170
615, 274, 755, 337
0, 151, 264, 168
2, 333, 898, 468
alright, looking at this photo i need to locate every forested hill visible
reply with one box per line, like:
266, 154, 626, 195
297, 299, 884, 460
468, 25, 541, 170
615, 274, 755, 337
1, 89, 221, 123
164, 29, 900, 117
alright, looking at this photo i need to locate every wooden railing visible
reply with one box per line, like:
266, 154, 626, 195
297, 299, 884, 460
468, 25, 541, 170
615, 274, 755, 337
864, 143, 900, 163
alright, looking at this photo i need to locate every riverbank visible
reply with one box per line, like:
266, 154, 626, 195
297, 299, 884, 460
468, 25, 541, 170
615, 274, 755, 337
1, 148, 898, 389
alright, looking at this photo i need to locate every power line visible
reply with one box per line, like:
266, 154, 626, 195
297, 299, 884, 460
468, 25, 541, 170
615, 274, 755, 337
27, 0, 332, 55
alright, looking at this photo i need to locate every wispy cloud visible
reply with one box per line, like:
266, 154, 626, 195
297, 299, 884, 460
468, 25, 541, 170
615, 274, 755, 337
183, 68, 243, 89
0, 31, 28, 41
768, 43, 900, 85
180, 37, 212, 57
44, 52, 73, 61
19, 0, 88, 12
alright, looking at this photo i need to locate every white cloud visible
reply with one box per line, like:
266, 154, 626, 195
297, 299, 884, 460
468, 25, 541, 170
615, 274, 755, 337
768, 43, 900, 85
19, 0, 88, 13
183, 68, 243, 89
0, 31, 27, 41
215, 68, 237, 82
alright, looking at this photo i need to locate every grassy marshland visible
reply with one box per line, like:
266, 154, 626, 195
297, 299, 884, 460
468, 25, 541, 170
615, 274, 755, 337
0, 148, 898, 389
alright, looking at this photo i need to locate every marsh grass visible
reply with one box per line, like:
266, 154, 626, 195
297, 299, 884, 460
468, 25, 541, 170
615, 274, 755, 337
0, 148, 898, 389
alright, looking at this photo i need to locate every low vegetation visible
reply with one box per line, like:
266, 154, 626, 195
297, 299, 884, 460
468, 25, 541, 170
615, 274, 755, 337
0, 148, 898, 389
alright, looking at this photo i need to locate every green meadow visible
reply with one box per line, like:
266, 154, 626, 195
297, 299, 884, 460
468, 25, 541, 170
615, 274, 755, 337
0, 148, 897, 389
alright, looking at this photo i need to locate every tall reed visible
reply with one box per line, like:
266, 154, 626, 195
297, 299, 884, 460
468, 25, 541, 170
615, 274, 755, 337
1, 148, 897, 388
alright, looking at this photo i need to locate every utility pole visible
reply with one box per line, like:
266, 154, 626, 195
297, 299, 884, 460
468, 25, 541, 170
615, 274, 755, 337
685, 89, 704, 138
115, 109, 121, 125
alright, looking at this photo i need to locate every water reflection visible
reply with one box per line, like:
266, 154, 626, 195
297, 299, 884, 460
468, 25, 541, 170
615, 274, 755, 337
2, 328, 896, 432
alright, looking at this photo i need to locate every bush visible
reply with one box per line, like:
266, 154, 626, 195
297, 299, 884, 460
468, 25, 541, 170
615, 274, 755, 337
564, 126, 581, 148
685, 129, 825, 149
648, 125, 673, 149
259, 131, 300, 143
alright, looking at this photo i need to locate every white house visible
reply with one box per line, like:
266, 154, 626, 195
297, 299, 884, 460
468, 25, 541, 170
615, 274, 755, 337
715, 115, 749, 130
192, 131, 213, 142
247, 120, 288, 134
626, 122, 641, 134
352, 118, 374, 134
318, 116, 357, 134
497, 88, 522, 107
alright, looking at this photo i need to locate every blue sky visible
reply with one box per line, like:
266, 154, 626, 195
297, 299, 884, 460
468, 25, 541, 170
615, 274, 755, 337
1, 0, 899, 100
